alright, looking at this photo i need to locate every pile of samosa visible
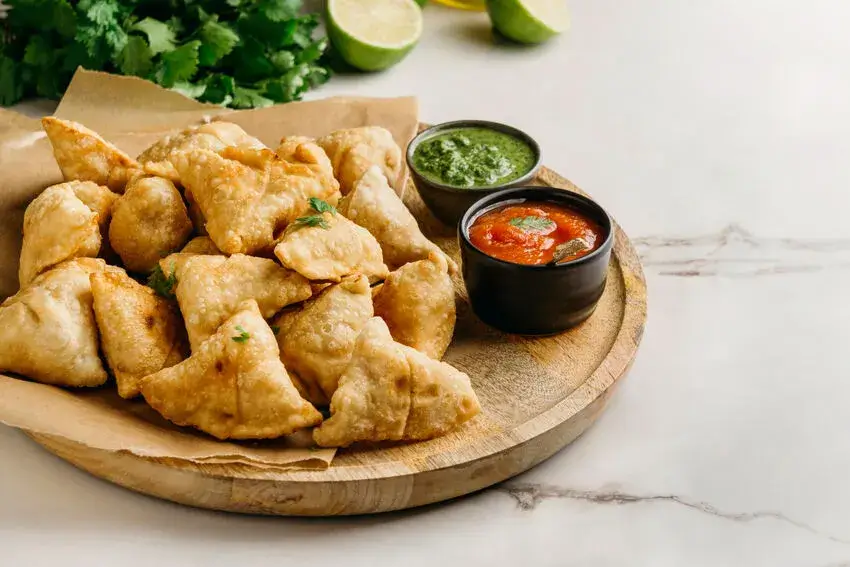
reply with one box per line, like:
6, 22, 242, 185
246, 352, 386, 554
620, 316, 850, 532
0, 118, 481, 448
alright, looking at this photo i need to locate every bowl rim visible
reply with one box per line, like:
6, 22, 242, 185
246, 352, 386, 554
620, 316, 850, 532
458, 186, 615, 270
405, 120, 543, 194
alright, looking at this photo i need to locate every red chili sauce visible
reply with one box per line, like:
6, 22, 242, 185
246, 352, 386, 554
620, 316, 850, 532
468, 202, 604, 265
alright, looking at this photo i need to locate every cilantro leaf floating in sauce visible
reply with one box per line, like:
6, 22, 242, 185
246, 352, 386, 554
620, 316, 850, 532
508, 216, 556, 232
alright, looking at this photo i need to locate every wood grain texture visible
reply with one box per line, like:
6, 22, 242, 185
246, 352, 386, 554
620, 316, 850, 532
28, 165, 647, 516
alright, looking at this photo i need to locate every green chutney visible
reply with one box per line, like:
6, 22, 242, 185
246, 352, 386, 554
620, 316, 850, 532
412, 127, 537, 188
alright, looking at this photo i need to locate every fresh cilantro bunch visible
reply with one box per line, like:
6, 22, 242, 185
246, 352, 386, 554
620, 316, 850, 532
0, 0, 331, 108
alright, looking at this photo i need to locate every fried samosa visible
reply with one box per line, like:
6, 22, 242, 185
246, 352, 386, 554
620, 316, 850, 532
91, 270, 187, 399
180, 236, 222, 255
313, 319, 481, 447
0, 258, 120, 387
175, 254, 312, 351
140, 300, 322, 440
137, 121, 266, 182
273, 274, 373, 405
316, 126, 403, 195
312, 318, 411, 447
274, 208, 389, 283
108, 176, 193, 273
373, 257, 456, 360
174, 147, 341, 254
184, 190, 208, 235
400, 345, 481, 441
313, 317, 481, 447
19, 181, 117, 286
41, 117, 141, 193
157, 237, 224, 281
339, 165, 450, 271
275, 136, 339, 193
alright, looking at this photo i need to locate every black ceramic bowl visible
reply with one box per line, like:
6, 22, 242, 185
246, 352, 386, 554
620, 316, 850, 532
459, 187, 614, 335
406, 120, 542, 226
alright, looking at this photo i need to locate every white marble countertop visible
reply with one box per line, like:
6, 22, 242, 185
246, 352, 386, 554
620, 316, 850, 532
4, 1, 850, 565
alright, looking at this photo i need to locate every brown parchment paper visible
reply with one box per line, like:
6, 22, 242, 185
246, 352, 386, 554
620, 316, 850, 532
0, 69, 419, 471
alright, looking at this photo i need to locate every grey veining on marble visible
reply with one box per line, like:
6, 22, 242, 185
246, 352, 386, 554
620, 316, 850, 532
635, 224, 850, 277
496, 482, 850, 545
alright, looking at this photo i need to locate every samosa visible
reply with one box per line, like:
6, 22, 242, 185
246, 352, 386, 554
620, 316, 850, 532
19, 181, 117, 286
273, 274, 373, 405
0, 258, 120, 387
274, 201, 388, 283
339, 165, 451, 271
174, 254, 312, 351
373, 256, 456, 360
109, 176, 193, 273
140, 300, 322, 440
316, 127, 403, 195
42, 117, 141, 192
90, 270, 188, 398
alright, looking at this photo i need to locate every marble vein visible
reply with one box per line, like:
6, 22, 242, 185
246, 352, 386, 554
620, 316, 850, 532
497, 482, 850, 546
634, 223, 850, 277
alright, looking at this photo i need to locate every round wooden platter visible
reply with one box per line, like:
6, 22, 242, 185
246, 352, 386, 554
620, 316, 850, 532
27, 166, 647, 516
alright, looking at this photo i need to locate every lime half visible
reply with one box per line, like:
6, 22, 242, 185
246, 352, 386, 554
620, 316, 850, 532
486, 0, 570, 44
327, 0, 423, 72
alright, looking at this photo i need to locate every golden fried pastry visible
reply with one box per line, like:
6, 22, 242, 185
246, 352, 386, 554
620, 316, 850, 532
313, 320, 480, 448
70, 180, 119, 230
174, 146, 341, 254
18, 181, 117, 287
180, 236, 221, 255
400, 345, 480, 441
137, 121, 266, 182
373, 256, 456, 360
274, 206, 389, 283
339, 165, 451, 271
140, 300, 322, 440
275, 135, 339, 193
175, 254, 312, 351
41, 117, 141, 193
157, 237, 224, 282
313, 318, 411, 447
108, 176, 193, 273
0, 258, 120, 387
273, 274, 373, 405
184, 190, 208, 235
91, 270, 187, 399
317, 126, 403, 195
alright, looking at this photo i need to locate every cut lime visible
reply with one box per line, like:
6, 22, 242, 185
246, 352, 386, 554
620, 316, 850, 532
327, 0, 423, 72
486, 0, 569, 44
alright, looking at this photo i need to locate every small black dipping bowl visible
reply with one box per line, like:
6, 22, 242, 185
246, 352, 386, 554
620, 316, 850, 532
459, 186, 614, 335
406, 120, 542, 226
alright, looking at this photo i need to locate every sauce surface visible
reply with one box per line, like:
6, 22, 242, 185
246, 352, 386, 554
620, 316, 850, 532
412, 127, 536, 188
468, 202, 604, 265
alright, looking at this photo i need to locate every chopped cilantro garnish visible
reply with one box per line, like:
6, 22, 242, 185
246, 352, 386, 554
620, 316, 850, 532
309, 197, 336, 215
509, 216, 555, 232
292, 214, 330, 229
232, 325, 251, 343
147, 262, 177, 299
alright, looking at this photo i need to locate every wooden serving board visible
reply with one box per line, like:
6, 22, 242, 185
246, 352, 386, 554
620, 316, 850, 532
27, 166, 647, 516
